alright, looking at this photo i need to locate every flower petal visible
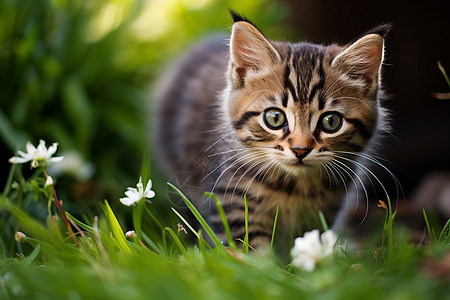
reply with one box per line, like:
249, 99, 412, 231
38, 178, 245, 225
9, 156, 30, 164
120, 197, 137, 206
136, 177, 144, 195
321, 230, 337, 256
124, 189, 138, 198
143, 180, 155, 198
48, 156, 64, 163
25, 141, 36, 154
17, 150, 31, 160
144, 190, 155, 199
36, 140, 47, 156
45, 175, 54, 186
46, 143, 59, 157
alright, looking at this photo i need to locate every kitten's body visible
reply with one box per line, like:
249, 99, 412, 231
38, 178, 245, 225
156, 14, 390, 254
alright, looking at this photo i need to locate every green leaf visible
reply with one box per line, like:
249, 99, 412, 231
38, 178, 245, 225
423, 209, 434, 244
102, 200, 132, 255
242, 194, 249, 254
437, 61, 450, 88
318, 211, 329, 232
205, 192, 237, 251
165, 227, 188, 257
0, 195, 52, 241
269, 205, 279, 258
22, 244, 40, 266
2, 164, 16, 196
66, 212, 93, 233
171, 207, 212, 250
438, 218, 450, 242
167, 182, 225, 253
133, 201, 144, 241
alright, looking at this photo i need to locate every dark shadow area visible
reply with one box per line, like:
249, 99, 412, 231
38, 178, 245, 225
282, 0, 449, 229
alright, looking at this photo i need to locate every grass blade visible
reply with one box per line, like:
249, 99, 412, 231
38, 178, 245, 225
22, 244, 41, 266
165, 227, 188, 257
438, 61, 450, 88
242, 194, 249, 254
144, 205, 164, 231
171, 207, 199, 239
205, 192, 238, 251
387, 197, 394, 265
0, 195, 52, 241
66, 212, 93, 232
133, 201, 144, 241
102, 200, 132, 255
269, 204, 279, 258
438, 218, 450, 242
141, 231, 163, 254
167, 183, 225, 252
2, 164, 16, 196
318, 211, 329, 232
423, 209, 435, 244
171, 207, 212, 250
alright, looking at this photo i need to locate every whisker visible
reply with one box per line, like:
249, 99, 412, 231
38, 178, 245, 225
229, 155, 268, 203
327, 96, 371, 109
207, 147, 272, 157
327, 161, 349, 197
334, 150, 404, 200
334, 154, 390, 202
321, 59, 363, 100
253, 159, 278, 202
330, 159, 371, 226
243, 158, 276, 202
201, 148, 254, 181
326, 82, 365, 98
203, 151, 264, 208
249, 89, 277, 97
219, 151, 266, 203
203, 132, 233, 152
321, 72, 347, 99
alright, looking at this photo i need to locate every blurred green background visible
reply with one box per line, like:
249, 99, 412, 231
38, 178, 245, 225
0, 0, 289, 213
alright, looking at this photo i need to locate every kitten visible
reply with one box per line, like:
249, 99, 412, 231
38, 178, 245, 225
156, 12, 391, 253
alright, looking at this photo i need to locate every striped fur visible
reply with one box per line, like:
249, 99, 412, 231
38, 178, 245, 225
156, 14, 390, 255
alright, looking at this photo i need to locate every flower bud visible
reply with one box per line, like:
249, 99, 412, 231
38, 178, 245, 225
15, 232, 27, 242
126, 230, 137, 238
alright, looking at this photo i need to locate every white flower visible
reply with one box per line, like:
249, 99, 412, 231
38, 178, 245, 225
45, 175, 54, 186
15, 231, 27, 242
9, 140, 64, 168
119, 177, 155, 206
125, 230, 137, 238
290, 229, 338, 271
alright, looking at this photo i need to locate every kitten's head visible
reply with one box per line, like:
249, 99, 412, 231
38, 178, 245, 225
223, 13, 390, 176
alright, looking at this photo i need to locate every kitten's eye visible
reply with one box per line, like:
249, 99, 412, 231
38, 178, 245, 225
319, 112, 343, 133
263, 108, 287, 130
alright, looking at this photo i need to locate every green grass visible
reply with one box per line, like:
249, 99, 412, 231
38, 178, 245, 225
1, 162, 449, 300
1, 2, 448, 298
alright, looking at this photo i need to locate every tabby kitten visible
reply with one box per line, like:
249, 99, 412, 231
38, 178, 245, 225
156, 12, 390, 253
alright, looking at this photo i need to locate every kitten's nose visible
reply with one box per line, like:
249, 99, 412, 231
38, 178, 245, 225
291, 147, 311, 160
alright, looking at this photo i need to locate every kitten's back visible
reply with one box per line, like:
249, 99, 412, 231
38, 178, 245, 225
155, 35, 228, 186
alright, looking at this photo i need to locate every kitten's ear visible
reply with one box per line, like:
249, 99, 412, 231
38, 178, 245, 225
332, 25, 390, 84
229, 19, 281, 83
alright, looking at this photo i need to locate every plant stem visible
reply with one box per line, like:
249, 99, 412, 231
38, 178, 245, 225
41, 167, 80, 246
438, 61, 450, 88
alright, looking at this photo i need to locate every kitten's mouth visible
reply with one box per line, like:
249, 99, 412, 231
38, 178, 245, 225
288, 159, 311, 168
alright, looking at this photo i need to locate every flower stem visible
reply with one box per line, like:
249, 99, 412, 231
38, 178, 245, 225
41, 167, 80, 246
